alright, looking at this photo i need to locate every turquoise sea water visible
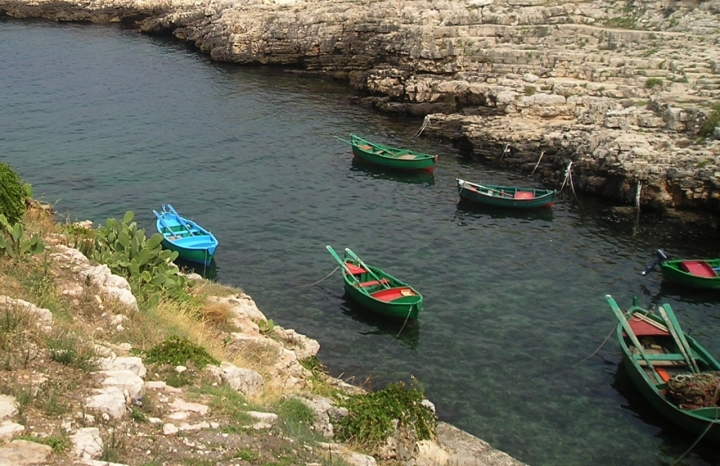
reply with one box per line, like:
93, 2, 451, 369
2, 19, 720, 466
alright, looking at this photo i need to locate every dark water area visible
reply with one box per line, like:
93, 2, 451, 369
2, 19, 720, 466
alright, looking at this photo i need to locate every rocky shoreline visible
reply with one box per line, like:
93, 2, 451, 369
3, 0, 720, 225
0, 235, 526, 466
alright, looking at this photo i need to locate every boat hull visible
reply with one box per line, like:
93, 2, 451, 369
349, 134, 437, 172
456, 179, 555, 209
154, 205, 218, 267
612, 300, 720, 443
660, 259, 720, 289
342, 263, 422, 320
160, 238, 217, 266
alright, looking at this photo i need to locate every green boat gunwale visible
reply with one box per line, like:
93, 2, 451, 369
608, 295, 720, 443
342, 134, 438, 173
456, 178, 555, 209
326, 246, 423, 320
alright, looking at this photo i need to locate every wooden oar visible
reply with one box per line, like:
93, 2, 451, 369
165, 204, 197, 237
325, 245, 362, 287
631, 311, 668, 333
641, 249, 669, 276
472, 182, 514, 198
606, 295, 664, 384
659, 303, 700, 374
333, 136, 353, 145
344, 248, 391, 289
153, 210, 178, 238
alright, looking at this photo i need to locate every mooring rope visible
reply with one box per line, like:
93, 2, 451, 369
499, 143, 511, 161
549, 325, 615, 379
413, 115, 431, 138
671, 381, 720, 465
530, 150, 545, 175
298, 266, 339, 288
559, 160, 584, 208
345, 307, 414, 381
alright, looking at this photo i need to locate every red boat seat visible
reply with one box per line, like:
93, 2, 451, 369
345, 262, 367, 275
514, 191, 535, 199
679, 261, 717, 278
358, 278, 389, 287
628, 316, 669, 337
371, 287, 417, 302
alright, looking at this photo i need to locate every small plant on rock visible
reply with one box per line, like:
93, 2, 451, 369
698, 104, 720, 138
0, 163, 27, 224
87, 211, 189, 304
645, 77, 663, 89
141, 335, 219, 368
334, 379, 437, 454
0, 214, 45, 259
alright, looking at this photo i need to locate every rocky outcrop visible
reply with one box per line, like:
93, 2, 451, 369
0, 240, 526, 465
3, 0, 720, 219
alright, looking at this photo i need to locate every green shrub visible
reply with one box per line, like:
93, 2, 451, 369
87, 211, 189, 303
0, 214, 45, 259
141, 335, 219, 368
335, 380, 437, 452
698, 104, 720, 138
645, 77, 663, 89
0, 163, 27, 224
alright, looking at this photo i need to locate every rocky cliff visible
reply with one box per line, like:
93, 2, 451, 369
2, 0, 720, 221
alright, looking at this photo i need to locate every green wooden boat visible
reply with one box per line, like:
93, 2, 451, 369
643, 249, 720, 290
607, 295, 720, 443
335, 134, 438, 172
326, 246, 423, 320
456, 178, 555, 209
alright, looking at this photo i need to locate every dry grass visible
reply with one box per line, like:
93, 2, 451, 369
0, 204, 348, 466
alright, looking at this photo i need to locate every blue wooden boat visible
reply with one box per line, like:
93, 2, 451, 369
153, 204, 218, 266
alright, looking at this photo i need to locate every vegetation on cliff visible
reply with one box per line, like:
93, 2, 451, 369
0, 164, 437, 465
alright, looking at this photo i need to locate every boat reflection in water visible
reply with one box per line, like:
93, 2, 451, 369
455, 198, 554, 223
340, 295, 420, 351
174, 257, 218, 281
349, 158, 435, 186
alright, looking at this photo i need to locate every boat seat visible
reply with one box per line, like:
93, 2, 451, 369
679, 261, 717, 277
344, 262, 367, 275
358, 279, 389, 287
633, 353, 687, 367
514, 191, 535, 199
628, 317, 669, 337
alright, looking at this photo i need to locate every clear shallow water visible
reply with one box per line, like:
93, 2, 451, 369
2, 19, 720, 466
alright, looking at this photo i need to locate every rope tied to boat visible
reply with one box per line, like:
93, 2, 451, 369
530, 150, 545, 176
412, 115, 431, 138
299, 266, 339, 288
560, 160, 584, 208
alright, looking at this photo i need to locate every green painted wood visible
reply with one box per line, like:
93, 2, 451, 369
659, 259, 720, 289
608, 295, 720, 443
343, 134, 438, 172
456, 178, 555, 209
326, 245, 423, 320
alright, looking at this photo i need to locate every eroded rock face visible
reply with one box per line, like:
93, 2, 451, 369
3, 0, 720, 217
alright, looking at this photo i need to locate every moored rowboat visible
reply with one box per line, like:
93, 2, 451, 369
607, 294, 720, 443
326, 246, 423, 320
153, 204, 218, 266
456, 178, 555, 209
643, 249, 720, 290
335, 134, 438, 172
